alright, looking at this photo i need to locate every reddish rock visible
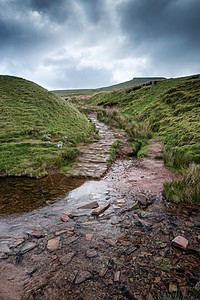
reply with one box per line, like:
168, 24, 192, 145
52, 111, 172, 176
61, 215, 70, 222
28, 230, 44, 239
60, 251, 76, 265
172, 236, 188, 250
78, 201, 99, 209
91, 202, 110, 216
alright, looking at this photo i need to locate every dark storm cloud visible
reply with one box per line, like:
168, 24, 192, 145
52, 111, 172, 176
118, 0, 200, 62
29, 0, 74, 23
0, 0, 200, 89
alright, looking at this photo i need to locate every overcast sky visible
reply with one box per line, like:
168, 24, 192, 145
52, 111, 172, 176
0, 0, 200, 90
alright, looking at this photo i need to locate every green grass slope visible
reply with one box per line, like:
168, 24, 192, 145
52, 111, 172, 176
0, 76, 94, 177
79, 74, 200, 204
52, 77, 165, 97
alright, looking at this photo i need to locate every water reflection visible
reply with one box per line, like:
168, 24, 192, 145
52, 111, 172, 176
0, 175, 87, 215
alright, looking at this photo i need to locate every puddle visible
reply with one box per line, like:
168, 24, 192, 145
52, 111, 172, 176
0, 175, 87, 215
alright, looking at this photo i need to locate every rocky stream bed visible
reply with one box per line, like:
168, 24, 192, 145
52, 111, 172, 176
0, 113, 199, 300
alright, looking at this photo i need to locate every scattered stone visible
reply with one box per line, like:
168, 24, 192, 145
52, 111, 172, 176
60, 251, 76, 265
65, 236, 79, 245
86, 249, 98, 258
61, 215, 70, 222
75, 271, 92, 284
171, 236, 188, 250
114, 271, 120, 282
91, 202, 110, 216
20, 242, 37, 254
99, 266, 108, 277
169, 282, 178, 293
27, 230, 45, 239
78, 201, 99, 209
9, 238, 24, 248
113, 205, 121, 209
116, 198, 126, 204
47, 237, 60, 251
136, 193, 151, 207
86, 234, 93, 241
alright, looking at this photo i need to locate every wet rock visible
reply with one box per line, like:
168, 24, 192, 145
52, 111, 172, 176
75, 271, 92, 284
47, 237, 60, 251
99, 266, 108, 277
20, 242, 37, 254
60, 251, 76, 265
55, 229, 73, 236
136, 193, 151, 207
116, 198, 126, 204
27, 230, 45, 239
91, 202, 110, 216
78, 201, 99, 209
172, 236, 188, 250
61, 215, 70, 222
86, 249, 98, 258
114, 271, 120, 282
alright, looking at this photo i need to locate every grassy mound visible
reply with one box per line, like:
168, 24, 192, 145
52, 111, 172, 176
0, 76, 94, 177
76, 74, 200, 204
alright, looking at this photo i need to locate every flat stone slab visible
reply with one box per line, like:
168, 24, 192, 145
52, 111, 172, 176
47, 237, 60, 251
20, 242, 37, 254
172, 236, 188, 249
91, 202, 110, 216
60, 251, 76, 265
75, 271, 92, 284
78, 201, 99, 209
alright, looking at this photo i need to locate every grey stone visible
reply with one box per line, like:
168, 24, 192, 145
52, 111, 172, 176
91, 202, 110, 216
75, 271, 92, 284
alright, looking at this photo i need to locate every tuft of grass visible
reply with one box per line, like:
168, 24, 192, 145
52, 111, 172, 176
0, 75, 94, 177
164, 164, 200, 204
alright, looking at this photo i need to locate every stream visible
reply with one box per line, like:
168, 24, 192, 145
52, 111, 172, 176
0, 114, 199, 300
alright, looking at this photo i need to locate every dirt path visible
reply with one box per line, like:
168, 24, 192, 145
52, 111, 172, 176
0, 116, 199, 300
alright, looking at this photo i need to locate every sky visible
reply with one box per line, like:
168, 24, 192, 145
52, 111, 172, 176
0, 0, 200, 90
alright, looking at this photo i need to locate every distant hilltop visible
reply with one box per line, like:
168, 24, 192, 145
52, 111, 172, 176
52, 77, 165, 97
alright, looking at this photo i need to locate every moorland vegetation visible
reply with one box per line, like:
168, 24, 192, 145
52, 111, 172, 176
0, 76, 94, 177
66, 74, 200, 204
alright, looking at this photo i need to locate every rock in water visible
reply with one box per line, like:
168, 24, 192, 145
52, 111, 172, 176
47, 237, 60, 251
61, 215, 70, 222
78, 201, 99, 209
91, 202, 110, 216
171, 236, 188, 250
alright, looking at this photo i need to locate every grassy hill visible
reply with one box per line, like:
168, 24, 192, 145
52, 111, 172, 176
0, 76, 94, 177
52, 77, 165, 97
76, 74, 200, 204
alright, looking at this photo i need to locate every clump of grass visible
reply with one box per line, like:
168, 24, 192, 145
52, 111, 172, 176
164, 163, 200, 204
